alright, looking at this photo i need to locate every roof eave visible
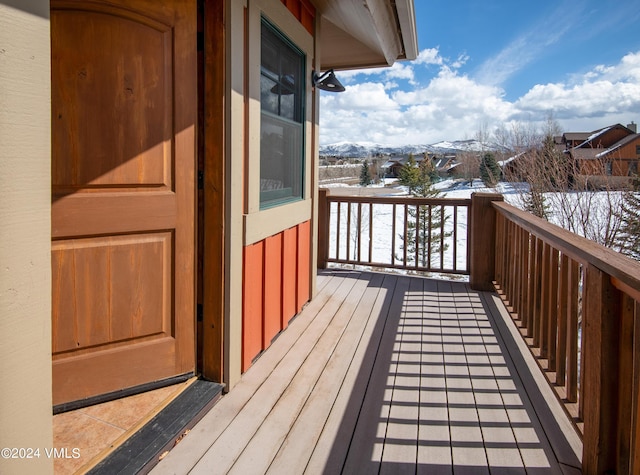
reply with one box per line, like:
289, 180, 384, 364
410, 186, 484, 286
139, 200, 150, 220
315, 0, 418, 71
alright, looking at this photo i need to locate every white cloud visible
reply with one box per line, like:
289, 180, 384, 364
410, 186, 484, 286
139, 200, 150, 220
515, 52, 640, 120
385, 62, 416, 83
414, 48, 444, 66
319, 50, 640, 146
451, 53, 470, 69
323, 82, 399, 111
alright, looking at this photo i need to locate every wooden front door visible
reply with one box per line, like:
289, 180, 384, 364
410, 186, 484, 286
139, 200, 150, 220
51, 0, 197, 406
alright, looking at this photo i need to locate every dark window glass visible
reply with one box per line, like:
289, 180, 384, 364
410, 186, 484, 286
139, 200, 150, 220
260, 19, 305, 208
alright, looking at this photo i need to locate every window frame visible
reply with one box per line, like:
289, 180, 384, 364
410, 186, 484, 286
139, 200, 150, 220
259, 19, 305, 209
244, 0, 314, 245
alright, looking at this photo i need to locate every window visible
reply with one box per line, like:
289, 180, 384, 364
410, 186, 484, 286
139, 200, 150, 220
605, 161, 613, 176
259, 18, 305, 208
629, 161, 638, 176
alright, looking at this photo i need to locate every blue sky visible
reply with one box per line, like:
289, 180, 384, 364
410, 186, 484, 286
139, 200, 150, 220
319, 0, 640, 146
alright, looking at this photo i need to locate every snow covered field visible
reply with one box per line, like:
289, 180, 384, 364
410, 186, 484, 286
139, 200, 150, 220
325, 178, 624, 279
326, 179, 515, 278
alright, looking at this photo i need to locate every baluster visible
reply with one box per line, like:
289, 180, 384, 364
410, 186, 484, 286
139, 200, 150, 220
368, 202, 373, 264
556, 253, 569, 388
336, 201, 341, 261
356, 202, 362, 263
346, 202, 351, 261
391, 204, 397, 266
439, 205, 445, 270
452, 205, 458, 272
540, 242, 551, 359
547, 247, 559, 372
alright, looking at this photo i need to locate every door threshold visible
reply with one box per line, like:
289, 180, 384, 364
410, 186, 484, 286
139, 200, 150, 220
54, 373, 195, 415
52, 378, 224, 474
86, 379, 224, 474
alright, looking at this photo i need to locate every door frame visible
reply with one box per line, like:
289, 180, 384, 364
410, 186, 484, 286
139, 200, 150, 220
199, 0, 225, 383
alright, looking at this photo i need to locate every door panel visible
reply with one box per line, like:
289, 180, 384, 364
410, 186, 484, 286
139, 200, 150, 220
52, 233, 170, 353
52, 3, 173, 190
51, 0, 196, 405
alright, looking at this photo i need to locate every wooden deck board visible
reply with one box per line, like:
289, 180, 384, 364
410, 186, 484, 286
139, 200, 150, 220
267, 272, 387, 473
194, 274, 366, 474
305, 273, 399, 475
228, 274, 377, 474
152, 270, 582, 475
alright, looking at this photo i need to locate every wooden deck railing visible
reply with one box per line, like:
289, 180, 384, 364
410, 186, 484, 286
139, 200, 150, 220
317, 189, 471, 275
489, 198, 640, 475
318, 187, 640, 473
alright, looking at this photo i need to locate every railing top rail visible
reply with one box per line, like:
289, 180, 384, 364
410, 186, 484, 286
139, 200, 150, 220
323, 194, 471, 207
493, 200, 640, 300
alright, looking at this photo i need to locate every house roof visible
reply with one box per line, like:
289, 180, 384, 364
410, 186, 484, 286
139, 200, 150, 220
314, 0, 418, 70
564, 132, 591, 142
573, 123, 635, 149
595, 133, 640, 158
498, 151, 526, 167
565, 123, 638, 159
569, 148, 600, 160
381, 153, 426, 169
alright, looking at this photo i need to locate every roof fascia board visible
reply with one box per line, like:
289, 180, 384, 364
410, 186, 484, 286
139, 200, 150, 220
394, 0, 418, 60
314, 0, 417, 68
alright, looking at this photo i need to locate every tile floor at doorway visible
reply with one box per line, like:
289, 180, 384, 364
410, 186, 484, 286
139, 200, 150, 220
52, 379, 193, 474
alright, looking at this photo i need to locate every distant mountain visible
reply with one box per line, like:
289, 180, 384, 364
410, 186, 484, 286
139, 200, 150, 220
319, 139, 507, 158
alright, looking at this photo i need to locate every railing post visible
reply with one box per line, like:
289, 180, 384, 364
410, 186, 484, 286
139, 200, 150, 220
582, 263, 622, 474
470, 192, 503, 291
318, 188, 329, 269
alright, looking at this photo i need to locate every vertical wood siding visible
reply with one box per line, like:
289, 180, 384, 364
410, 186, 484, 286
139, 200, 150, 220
264, 233, 283, 347
242, 242, 264, 371
281, 0, 315, 35
242, 221, 311, 371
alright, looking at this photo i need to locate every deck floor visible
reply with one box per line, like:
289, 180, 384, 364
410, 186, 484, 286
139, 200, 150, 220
152, 270, 582, 474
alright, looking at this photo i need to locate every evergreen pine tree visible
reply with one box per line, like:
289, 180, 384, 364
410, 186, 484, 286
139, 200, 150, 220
479, 152, 501, 187
397, 154, 420, 193
359, 160, 372, 186
397, 156, 452, 267
522, 187, 550, 220
616, 177, 640, 260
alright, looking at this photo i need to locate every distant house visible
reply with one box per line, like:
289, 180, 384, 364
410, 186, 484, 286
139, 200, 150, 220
434, 155, 457, 173
559, 132, 592, 149
499, 151, 528, 180
499, 122, 640, 189
565, 123, 639, 187
382, 153, 456, 178
382, 154, 425, 177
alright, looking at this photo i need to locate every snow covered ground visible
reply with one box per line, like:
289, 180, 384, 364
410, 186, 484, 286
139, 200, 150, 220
325, 178, 625, 279
326, 179, 514, 278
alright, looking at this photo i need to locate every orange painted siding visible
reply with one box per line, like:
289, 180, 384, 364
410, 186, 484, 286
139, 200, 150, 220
242, 221, 312, 371
281, 0, 315, 35
242, 242, 264, 371
282, 227, 297, 328
264, 233, 283, 347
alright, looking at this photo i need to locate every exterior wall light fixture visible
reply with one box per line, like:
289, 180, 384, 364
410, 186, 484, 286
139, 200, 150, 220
312, 69, 345, 92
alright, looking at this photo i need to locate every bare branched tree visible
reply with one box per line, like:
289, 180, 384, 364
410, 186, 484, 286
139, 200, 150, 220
498, 117, 626, 248
456, 151, 480, 185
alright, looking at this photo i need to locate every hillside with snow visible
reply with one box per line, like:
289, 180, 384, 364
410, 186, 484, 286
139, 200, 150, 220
319, 139, 508, 157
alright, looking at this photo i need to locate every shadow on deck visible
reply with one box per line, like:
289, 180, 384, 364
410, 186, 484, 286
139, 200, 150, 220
152, 270, 581, 474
